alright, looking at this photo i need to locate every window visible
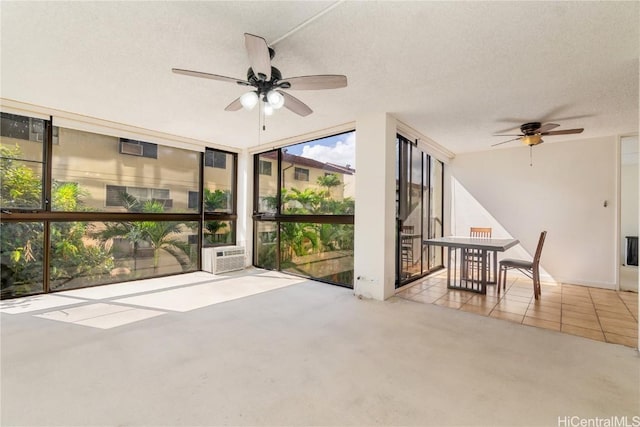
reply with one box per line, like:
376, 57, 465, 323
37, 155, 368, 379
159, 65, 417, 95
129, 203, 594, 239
2, 115, 238, 299
1, 112, 30, 141
119, 138, 158, 159
0, 112, 58, 144
106, 185, 171, 207
259, 160, 272, 176
203, 148, 237, 246
205, 149, 227, 169
188, 191, 199, 210
253, 130, 356, 288
294, 167, 309, 181
0, 113, 45, 210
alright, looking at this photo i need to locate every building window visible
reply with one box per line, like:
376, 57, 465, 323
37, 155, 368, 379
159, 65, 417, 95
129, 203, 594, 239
259, 160, 272, 176
294, 167, 309, 181
106, 185, 171, 208
0, 112, 57, 143
119, 139, 158, 159
1, 112, 29, 140
188, 191, 199, 210
205, 149, 227, 169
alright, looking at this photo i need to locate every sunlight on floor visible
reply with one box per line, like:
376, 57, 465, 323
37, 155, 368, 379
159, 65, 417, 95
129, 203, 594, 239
0, 269, 306, 329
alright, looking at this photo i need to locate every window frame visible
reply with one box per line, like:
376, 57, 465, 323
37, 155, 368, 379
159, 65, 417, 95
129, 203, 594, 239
252, 130, 356, 289
294, 167, 309, 181
258, 159, 272, 176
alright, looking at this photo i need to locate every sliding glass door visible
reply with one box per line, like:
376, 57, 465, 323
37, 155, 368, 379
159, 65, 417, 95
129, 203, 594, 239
396, 135, 444, 287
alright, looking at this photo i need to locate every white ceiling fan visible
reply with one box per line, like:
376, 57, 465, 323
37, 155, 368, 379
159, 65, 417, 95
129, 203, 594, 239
172, 33, 348, 117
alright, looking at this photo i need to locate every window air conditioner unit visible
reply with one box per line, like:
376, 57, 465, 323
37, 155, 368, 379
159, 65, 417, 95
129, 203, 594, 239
120, 141, 143, 156
203, 246, 245, 274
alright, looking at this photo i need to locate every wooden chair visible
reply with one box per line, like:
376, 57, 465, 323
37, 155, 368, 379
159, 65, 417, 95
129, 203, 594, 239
498, 231, 547, 299
463, 227, 492, 281
401, 225, 414, 269
470, 227, 492, 238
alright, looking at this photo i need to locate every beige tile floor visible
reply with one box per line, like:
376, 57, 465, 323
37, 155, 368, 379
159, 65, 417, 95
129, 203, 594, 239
397, 271, 639, 348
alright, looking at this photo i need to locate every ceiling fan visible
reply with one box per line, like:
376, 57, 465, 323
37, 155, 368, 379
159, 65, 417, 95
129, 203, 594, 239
172, 33, 347, 117
492, 122, 584, 147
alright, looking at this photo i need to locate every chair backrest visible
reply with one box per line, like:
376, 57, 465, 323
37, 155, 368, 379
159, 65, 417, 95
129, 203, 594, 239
532, 231, 547, 266
470, 227, 492, 238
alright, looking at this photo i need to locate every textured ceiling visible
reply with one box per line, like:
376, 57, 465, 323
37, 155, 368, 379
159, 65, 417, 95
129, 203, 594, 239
1, 1, 638, 153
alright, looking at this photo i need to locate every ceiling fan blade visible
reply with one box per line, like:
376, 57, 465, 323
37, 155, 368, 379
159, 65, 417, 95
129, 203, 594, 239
536, 123, 560, 133
491, 137, 522, 147
244, 33, 271, 81
280, 91, 313, 117
282, 75, 348, 90
541, 128, 584, 136
224, 97, 243, 112
493, 134, 524, 137
172, 68, 250, 85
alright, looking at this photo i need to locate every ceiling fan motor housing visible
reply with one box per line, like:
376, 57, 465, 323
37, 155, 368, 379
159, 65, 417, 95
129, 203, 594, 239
246, 67, 286, 95
520, 122, 542, 135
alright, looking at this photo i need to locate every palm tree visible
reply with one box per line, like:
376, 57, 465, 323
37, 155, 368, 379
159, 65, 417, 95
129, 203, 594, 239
280, 222, 319, 262
286, 187, 323, 213
203, 189, 230, 244
99, 195, 193, 272
316, 173, 342, 199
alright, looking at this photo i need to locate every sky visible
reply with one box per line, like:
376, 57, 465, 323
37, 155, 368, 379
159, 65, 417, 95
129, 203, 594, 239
285, 131, 355, 168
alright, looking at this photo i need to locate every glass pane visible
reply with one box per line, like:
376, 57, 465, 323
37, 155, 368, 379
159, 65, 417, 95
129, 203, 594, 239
409, 148, 422, 217
401, 150, 422, 280
429, 158, 444, 268
280, 222, 354, 287
255, 221, 277, 269
203, 149, 234, 213
49, 220, 198, 291
256, 151, 278, 213
1, 221, 45, 298
422, 154, 430, 273
1, 113, 45, 209
203, 220, 233, 247
281, 132, 356, 215
52, 128, 200, 212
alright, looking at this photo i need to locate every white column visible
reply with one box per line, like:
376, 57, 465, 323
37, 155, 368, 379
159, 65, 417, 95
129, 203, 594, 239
354, 113, 397, 300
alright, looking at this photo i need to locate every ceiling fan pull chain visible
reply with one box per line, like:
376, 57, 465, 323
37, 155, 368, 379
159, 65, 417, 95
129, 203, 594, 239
257, 105, 262, 145
530, 146, 533, 167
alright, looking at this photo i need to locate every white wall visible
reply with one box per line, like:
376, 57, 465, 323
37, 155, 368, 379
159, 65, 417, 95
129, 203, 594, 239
450, 136, 617, 288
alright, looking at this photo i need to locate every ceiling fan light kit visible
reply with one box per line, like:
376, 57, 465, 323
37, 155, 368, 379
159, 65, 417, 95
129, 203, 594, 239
173, 33, 347, 119
266, 90, 285, 109
521, 134, 542, 146
239, 91, 259, 110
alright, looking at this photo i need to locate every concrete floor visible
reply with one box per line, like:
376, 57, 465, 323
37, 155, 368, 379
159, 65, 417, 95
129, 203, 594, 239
1, 269, 639, 426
